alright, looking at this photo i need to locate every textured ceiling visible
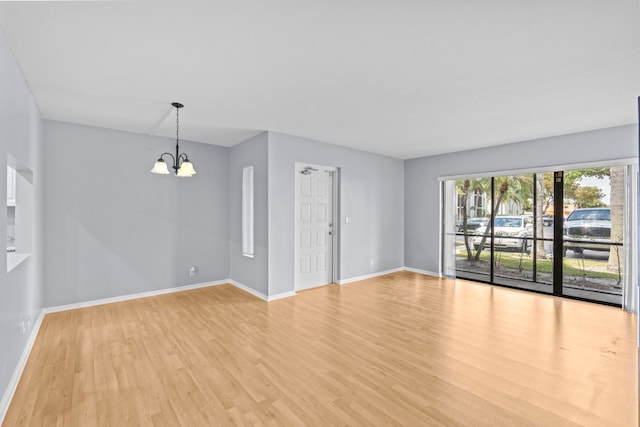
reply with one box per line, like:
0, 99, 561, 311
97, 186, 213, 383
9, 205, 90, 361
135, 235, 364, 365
1, 0, 639, 159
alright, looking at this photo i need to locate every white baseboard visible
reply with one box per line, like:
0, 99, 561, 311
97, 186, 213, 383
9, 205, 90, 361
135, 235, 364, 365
40, 277, 300, 314
228, 280, 269, 301
40, 269, 444, 314
403, 267, 442, 277
43, 280, 229, 314
267, 291, 297, 301
337, 267, 405, 285
227, 280, 297, 302
0, 310, 45, 425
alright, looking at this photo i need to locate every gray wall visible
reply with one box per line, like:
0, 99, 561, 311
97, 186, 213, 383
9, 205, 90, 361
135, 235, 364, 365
0, 30, 45, 411
44, 121, 230, 306
268, 131, 404, 296
405, 124, 638, 273
229, 132, 269, 296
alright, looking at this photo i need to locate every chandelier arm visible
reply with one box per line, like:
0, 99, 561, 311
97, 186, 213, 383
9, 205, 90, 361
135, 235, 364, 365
159, 152, 178, 174
159, 152, 176, 164
177, 152, 189, 164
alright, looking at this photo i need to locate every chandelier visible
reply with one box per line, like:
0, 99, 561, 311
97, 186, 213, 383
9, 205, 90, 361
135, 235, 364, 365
150, 102, 197, 177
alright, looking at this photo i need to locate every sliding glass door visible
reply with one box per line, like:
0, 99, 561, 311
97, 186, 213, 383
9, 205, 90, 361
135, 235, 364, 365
561, 167, 625, 304
444, 164, 637, 307
450, 174, 553, 293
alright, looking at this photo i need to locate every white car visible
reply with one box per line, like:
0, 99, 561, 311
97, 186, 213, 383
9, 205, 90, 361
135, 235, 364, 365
473, 216, 533, 252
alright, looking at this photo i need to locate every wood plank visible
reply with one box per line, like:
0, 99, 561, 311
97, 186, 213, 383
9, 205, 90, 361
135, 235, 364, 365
3, 272, 637, 426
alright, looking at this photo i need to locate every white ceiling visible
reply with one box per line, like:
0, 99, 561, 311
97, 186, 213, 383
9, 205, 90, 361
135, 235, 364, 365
0, 1, 639, 159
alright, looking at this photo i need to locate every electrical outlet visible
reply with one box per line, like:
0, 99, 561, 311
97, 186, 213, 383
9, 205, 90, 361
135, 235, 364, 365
189, 266, 196, 276
19, 315, 31, 335
370, 258, 374, 267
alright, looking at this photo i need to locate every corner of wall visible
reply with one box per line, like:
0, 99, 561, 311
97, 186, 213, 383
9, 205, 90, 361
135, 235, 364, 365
0, 29, 46, 425
228, 132, 270, 297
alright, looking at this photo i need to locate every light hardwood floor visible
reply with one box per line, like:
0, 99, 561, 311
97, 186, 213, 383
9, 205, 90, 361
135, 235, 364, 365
3, 271, 637, 426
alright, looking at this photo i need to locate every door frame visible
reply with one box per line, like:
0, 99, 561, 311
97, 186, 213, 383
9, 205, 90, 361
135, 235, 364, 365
293, 162, 340, 291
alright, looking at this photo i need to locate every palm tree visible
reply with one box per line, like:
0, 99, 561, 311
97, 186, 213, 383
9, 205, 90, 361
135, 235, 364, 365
458, 179, 473, 260
473, 178, 510, 261
535, 174, 546, 258
607, 166, 624, 280
457, 177, 490, 261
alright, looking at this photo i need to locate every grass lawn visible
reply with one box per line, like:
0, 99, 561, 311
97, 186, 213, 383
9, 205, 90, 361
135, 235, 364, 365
457, 250, 620, 280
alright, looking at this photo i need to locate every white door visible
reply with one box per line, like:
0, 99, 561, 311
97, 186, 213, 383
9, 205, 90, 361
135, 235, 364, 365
295, 164, 334, 290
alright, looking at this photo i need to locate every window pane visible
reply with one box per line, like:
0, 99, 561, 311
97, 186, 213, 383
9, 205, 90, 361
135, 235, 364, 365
490, 174, 551, 293
442, 181, 457, 277
242, 166, 254, 257
562, 167, 623, 304
535, 172, 555, 286
454, 177, 492, 283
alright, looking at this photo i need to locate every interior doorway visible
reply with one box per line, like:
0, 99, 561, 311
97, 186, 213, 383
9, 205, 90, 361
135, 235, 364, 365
294, 163, 337, 291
